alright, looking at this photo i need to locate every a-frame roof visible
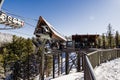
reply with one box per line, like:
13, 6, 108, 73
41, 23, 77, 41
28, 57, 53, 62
35, 16, 67, 41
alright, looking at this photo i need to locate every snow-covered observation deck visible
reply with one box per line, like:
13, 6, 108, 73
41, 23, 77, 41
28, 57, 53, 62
51, 57, 120, 80
51, 49, 120, 80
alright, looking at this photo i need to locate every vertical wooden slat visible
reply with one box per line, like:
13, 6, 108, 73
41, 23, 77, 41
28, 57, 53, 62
77, 52, 80, 72
82, 53, 84, 70
58, 53, 60, 76
53, 54, 55, 78
41, 51, 45, 80
61, 53, 63, 74
65, 52, 69, 74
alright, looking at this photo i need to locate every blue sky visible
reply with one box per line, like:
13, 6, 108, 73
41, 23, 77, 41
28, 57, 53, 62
0, 0, 120, 38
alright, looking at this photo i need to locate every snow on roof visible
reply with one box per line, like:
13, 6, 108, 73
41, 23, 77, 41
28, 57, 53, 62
41, 16, 67, 41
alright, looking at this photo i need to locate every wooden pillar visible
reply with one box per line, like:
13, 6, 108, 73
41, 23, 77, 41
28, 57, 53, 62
39, 39, 47, 80
41, 51, 45, 80
53, 54, 55, 78
45, 54, 49, 77
82, 53, 84, 70
77, 52, 80, 72
65, 52, 69, 74
61, 53, 63, 74
58, 53, 60, 76
84, 54, 89, 80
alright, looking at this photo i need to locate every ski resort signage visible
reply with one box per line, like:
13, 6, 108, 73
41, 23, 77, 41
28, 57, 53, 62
0, 11, 24, 28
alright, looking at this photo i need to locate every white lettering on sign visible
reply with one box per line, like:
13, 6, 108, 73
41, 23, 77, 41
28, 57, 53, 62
0, 12, 7, 23
7, 16, 12, 24
0, 11, 24, 28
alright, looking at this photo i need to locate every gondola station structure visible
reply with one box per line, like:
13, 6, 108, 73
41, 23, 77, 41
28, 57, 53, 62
34, 16, 99, 51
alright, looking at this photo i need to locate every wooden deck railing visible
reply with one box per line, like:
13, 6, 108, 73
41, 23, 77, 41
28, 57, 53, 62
84, 53, 96, 80
83, 49, 120, 80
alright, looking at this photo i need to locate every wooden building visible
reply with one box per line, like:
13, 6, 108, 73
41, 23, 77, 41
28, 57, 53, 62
72, 34, 99, 48
34, 16, 66, 42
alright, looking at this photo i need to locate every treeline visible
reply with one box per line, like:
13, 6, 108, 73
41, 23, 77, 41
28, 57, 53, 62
97, 24, 120, 48
0, 35, 52, 80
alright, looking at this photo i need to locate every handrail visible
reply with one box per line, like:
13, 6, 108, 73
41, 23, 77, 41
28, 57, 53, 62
87, 51, 98, 56
84, 53, 96, 80
83, 49, 120, 80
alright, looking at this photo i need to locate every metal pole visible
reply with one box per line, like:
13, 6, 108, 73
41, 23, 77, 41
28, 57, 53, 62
0, 0, 4, 10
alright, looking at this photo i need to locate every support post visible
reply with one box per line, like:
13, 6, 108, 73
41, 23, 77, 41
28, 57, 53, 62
41, 51, 45, 80
61, 53, 63, 74
65, 52, 69, 74
53, 54, 55, 78
77, 52, 80, 72
58, 53, 60, 76
82, 53, 84, 70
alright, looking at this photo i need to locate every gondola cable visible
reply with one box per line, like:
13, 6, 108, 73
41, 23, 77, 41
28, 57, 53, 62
2, 8, 38, 21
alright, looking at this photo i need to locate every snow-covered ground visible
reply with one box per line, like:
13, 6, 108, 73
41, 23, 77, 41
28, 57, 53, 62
0, 32, 13, 43
51, 72, 84, 80
52, 58, 120, 80
95, 58, 120, 80
0, 32, 13, 46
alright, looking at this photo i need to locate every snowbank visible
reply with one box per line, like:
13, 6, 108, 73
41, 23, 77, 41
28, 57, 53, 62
51, 72, 84, 80
95, 58, 120, 80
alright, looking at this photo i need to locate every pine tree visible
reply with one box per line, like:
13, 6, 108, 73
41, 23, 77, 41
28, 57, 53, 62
2, 36, 35, 79
102, 33, 106, 49
97, 36, 102, 48
107, 24, 113, 48
115, 31, 119, 48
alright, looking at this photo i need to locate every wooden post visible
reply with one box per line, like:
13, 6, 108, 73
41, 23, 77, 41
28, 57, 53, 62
82, 53, 84, 70
53, 54, 55, 78
84, 54, 89, 80
38, 39, 47, 80
61, 53, 63, 74
41, 51, 45, 80
27, 54, 30, 80
77, 52, 80, 72
58, 53, 60, 76
45, 54, 49, 77
65, 52, 69, 74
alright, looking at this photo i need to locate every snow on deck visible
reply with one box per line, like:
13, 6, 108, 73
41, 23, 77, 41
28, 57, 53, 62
95, 58, 120, 80
51, 72, 84, 80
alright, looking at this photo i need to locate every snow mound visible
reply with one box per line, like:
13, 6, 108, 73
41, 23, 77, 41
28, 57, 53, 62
51, 72, 84, 80
95, 58, 120, 80
0, 32, 13, 46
